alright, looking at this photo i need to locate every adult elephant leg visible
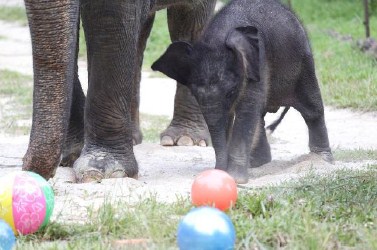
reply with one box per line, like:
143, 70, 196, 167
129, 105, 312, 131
160, 0, 216, 147
73, 0, 142, 182
23, 0, 80, 179
60, 63, 85, 167
131, 14, 156, 145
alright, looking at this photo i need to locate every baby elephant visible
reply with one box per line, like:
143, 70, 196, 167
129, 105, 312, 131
152, 0, 333, 183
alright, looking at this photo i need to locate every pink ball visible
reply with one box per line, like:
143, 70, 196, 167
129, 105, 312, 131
0, 171, 55, 235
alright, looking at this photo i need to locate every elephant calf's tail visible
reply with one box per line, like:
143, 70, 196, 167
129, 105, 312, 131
265, 107, 290, 135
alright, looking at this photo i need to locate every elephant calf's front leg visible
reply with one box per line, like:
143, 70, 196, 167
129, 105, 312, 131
226, 100, 268, 184
73, 0, 141, 182
226, 117, 253, 184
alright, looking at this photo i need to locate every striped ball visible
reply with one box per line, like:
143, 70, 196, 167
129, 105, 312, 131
0, 171, 54, 235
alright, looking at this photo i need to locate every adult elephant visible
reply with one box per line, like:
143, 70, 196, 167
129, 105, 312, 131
22, 0, 216, 182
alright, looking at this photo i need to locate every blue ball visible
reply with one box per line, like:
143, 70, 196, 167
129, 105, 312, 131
177, 207, 236, 250
0, 220, 16, 250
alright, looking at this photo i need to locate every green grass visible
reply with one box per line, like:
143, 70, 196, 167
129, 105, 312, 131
78, 23, 86, 59
143, 10, 170, 68
288, 0, 377, 110
0, 69, 32, 104
140, 113, 170, 143
334, 148, 377, 162
0, 5, 27, 25
235, 167, 377, 249
0, 69, 32, 135
16, 167, 377, 249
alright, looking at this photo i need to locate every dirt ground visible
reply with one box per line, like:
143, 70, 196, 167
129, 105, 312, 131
0, 15, 377, 224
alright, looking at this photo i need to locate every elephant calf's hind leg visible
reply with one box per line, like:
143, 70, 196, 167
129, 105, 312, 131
295, 63, 333, 163
250, 119, 271, 168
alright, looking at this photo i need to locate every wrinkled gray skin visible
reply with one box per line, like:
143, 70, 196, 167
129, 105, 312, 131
152, 0, 333, 183
22, 0, 216, 182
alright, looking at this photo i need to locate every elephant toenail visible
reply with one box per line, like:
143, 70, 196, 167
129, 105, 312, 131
78, 168, 104, 183
109, 170, 126, 179
161, 136, 174, 146
177, 136, 194, 146
198, 140, 207, 147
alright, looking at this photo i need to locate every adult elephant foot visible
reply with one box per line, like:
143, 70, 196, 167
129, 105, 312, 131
60, 106, 84, 167
160, 124, 210, 147
60, 67, 85, 167
132, 126, 143, 145
23, 150, 60, 180
160, 84, 210, 147
73, 147, 138, 183
158, 1, 215, 147
60, 140, 83, 167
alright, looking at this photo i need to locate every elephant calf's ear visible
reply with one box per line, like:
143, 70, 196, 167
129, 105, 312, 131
151, 41, 193, 85
226, 26, 260, 82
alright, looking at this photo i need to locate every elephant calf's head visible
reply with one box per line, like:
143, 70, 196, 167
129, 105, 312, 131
152, 25, 261, 128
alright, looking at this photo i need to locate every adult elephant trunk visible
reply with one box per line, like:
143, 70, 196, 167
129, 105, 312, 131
23, 0, 80, 179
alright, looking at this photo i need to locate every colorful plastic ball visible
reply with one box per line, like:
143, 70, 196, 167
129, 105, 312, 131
0, 220, 16, 250
191, 169, 238, 211
0, 171, 54, 235
177, 207, 236, 250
